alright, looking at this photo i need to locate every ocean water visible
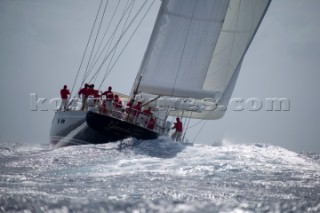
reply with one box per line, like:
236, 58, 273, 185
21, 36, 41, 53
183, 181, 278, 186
1, 137, 319, 213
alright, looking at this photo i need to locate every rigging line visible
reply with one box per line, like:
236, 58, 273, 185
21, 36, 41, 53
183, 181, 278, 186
96, 0, 135, 87
182, 111, 193, 142
120, 0, 136, 36
186, 119, 205, 130
92, 1, 134, 85
93, 0, 132, 84
182, 103, 220, 131
104, 0, 133, 57
70, 0, 103, 95
192, 120, 207, 143
105, 0, 135, 69
99, 0, 155, 90
170, 1, 197, 97
82, 0, 109, 83
86, 0, 134, 83
87, 0, 148, 85
88, 0, 122, 74
104, 0, 147, 72
85, 0, 149, 84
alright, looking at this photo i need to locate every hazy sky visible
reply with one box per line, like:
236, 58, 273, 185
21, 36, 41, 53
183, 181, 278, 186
0, 0, 319, 152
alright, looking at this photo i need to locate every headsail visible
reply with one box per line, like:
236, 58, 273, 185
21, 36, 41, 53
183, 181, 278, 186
132, 0, 271, 120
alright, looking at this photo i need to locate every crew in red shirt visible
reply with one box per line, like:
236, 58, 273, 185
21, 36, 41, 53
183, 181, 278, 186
87, 84, 95, 96
125, 99, 134, 114
113, 95, 122, 110
101, 86, 114, 114
171, 117, 183, 142
142, 107, 152, 117
91, 85, 100, 106
147, 117, 156, 130
78, 83, 89, 110
60, 85, 70, 111
132, 101, 142, 117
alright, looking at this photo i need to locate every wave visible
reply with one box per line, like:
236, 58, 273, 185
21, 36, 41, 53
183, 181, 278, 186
1, 138, 319, 163
1, 138, 320, 212
1, 138, 319, 176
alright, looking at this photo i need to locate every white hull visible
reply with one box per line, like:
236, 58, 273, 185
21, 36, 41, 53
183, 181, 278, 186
50, 111, 86, 147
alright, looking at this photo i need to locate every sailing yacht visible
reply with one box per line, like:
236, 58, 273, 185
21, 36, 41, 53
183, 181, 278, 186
50, 0, 271, 148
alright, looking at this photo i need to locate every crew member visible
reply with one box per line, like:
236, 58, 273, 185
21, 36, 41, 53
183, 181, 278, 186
101, 86, 114, 114
126, 99, 134, 114
132, 101, 142, 117
142, 106, 152, 117
171, 117, 183, 142
91, 84, 101, 106
87, 84, 95, 96
78, 83, 89, 110
147, 116, 156, 130
113, 95, 123, 110
141, 106, 153, 127
112, 94, 123, 118
60, 85, 70, 111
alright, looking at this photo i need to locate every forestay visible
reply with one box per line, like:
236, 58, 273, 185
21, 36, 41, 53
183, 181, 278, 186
132, 0, 271, 120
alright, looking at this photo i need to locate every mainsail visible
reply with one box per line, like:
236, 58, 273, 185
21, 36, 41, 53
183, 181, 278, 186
132, 0, 271, 120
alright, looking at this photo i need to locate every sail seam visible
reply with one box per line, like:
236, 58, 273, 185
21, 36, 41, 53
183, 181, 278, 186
165, 11, 224, 23
171, 0, 197, 97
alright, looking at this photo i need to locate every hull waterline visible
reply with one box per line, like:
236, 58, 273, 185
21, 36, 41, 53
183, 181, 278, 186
50, 111, 159, 148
